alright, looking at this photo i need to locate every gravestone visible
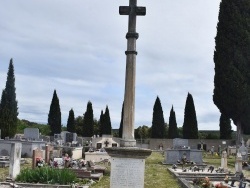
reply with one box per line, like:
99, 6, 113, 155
24, 128, 39, 140
221, 151, 228, 172
66, 133, 74, 143
32, 148, 43, 169
9, 143, 22, 179
173, 138, 188, 149
239, 139, 248, 161
235, 153, 243, 173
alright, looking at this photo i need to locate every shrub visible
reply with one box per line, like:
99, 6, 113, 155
16, 167, 77, 185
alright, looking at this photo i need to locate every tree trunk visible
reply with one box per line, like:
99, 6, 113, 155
236, 120, 243, 147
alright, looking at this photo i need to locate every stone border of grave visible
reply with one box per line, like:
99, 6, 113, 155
0, 182, 89, 188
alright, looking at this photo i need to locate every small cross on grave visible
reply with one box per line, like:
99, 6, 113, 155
104, 140, 109, 147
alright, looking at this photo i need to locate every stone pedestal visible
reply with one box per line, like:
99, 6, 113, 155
106, 147, 151, 188
235, 152, 243, 173
221, 151, 228, 172
9, 143, 22, 179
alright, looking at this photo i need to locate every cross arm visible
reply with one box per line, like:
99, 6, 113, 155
119, 6, 146, 16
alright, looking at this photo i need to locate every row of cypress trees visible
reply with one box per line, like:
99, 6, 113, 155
48, 91, 112, 137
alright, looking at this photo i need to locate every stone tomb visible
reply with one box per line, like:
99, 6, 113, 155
164, 138, 203, 164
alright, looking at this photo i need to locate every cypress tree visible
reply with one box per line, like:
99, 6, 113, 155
66, 108, 75, 133
82, 101, 94, 137
183, 93, 198, 139
98, 110, 104, 136
0, 59, 18, 138
118, 102, 124, 138
213, 0, 250, 145
103, 105, 112, 135
48, 90, 61, 136
168, 105, 178, 139
151, 96, 166, 138
219, 113, 232, 139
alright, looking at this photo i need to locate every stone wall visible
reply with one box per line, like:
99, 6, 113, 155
137, 139, 234, 151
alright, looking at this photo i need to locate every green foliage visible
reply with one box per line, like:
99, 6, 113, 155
219, 113, 232, 139
98, 110, 104, 136
82, 101, 94, 137
183, 93, 198, 139
168, 105, 179, 139
151, 96, 166, 138
135, 125, 150, 139
213, 0, 250, 137
93, 118, 99, 136
0, 59, 18, 138
48, 90, 61, 136
102, 106, 112, 135
66, 108, 75, 133
75, 116, 83, 136
118, 102, 124, 138
17, 119, 50, 135
16, 167, 77, 185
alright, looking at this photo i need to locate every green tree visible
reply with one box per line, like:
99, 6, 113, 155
0, 59, 18, 138
135, 125, 150, 139
67, 109, 75, 133
82, 101, 94, 137
151, 96, 166, 138
99, 110, 104, 136
213, 0, 250, 145
48, 90, 61, 136
219, 113, 232, 139
118, 102, 124, 138
183, 93, 198, 139
168, 105, 179, 139
75, 116, 83, 136
102, 106, 112, 135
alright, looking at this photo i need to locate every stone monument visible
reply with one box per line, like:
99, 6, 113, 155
238, 139, 248, 161
235, 152, 243, 173
221, 150, 228, 172
9, 143, 22, 179
105, 1, 151, 188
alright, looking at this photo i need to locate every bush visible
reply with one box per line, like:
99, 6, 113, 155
16, 167, 77, 185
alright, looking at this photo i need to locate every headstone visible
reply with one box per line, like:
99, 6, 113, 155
66, 133, 74, 143
9, 143, 22, 179
235, 152, 243, 173
239, 139, 248, 161
173, 138, 188, 149
24, 128, 39, 140
221, 151, 228, 172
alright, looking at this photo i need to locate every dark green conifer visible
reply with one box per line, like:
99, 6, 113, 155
213, 0, 250, 145
0, 59, 18, 138
67, 109, 75, 133
151, 96, 166, 138
48, 90, 61, 136
98, 110, 104, 136
168, 105, 178, 139
219, 113, 232, 139
103, 106, 112, 135
183, 93, 198, 139
118, 102, 124, 138
82, 101, 94, 137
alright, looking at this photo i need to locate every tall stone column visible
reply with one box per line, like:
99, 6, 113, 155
106, 1, 151, 187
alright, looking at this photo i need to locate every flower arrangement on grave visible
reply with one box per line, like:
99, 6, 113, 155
215, 182, 228, 188
192, 177, 211, 188
224, 175, 229, 183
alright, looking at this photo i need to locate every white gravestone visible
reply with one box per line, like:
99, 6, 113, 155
221, 151, 228, 172
235, 153, 243, 173
9, 143, 22, 179
110, 158, 145, 188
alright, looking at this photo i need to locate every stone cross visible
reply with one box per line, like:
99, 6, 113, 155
119, 0, 146, 147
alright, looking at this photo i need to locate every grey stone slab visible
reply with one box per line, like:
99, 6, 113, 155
24, 128, 39, 140
173, 138, 189, 149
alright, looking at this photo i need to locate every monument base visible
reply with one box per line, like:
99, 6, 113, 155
105, 147, 152, 188
120, 138, 136, 147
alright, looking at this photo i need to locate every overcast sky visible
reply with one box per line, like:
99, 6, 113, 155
0, 0, 231, 131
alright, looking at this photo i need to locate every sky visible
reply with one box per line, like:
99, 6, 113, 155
0, 0, 231, 131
